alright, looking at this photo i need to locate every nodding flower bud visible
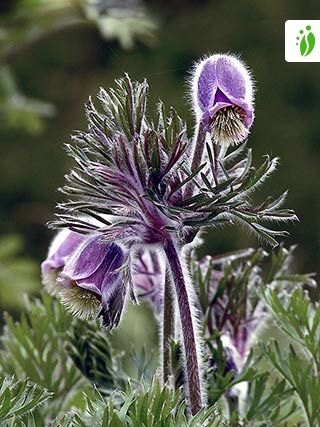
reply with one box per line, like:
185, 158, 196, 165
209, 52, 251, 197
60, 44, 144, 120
41, 230, 128, 328
41, 228, 165, 328
191, 54, 254, 146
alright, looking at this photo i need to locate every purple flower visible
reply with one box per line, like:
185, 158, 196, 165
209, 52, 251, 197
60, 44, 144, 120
195, 249, 267, 372
192, 54, 254, 146
42, 229, 164, 327
41, 229, 84, 294
217, 294, 266, 371
60, 234, 127, 327
42, 230, 128, 327
209, 336, 239, 377
224, 346, 239, 376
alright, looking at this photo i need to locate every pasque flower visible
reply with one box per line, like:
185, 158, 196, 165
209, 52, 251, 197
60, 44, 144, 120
191, 54, 254, 146
42, 230, 126, 325
43, 64, 295, 415
42, 229, 164, 326
219, 301, 266, 373
193, 248, 269, 375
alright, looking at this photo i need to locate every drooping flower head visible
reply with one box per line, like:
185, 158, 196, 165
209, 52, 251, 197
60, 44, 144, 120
41, 230, 128, 326
191, 54, 254, 146
42, 229, 164, 327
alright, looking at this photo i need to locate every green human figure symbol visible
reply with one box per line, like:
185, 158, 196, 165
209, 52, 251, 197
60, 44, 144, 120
296, 25, 316, 57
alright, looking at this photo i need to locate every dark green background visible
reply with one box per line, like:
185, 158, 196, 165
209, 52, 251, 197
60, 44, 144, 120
1, 0, 319, 281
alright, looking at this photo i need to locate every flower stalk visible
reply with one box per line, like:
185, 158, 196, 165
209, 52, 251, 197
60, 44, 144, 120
162, 269, 175, 384
163, 238, 203, 415
184, 122, 207, 200
190, 122, 207, 174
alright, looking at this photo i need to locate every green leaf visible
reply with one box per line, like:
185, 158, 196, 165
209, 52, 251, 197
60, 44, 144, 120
0, 294, 82, 418
0, 377, 50, 423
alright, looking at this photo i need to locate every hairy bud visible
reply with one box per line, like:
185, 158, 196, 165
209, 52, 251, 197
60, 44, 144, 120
191, 54, 254, 146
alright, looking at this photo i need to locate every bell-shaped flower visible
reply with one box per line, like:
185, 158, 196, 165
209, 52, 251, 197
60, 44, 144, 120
191, 54, 254, 146
60, 234, 127, 327
42, 230, 128, 327
42, 229, 165, 327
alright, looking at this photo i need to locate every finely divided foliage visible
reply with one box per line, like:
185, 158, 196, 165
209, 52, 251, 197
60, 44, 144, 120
42, 57, 299, 416
0, 52, 305, 425
52, 74, 295, 246
0, 250, 318, 425
0, 376, 50, 425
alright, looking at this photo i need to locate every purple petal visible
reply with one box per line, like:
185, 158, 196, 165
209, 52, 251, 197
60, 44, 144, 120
213, 88, 232, 104
76, 243, 125, 294
76, 265, 107, 294
215, 56, 246, 101
100, 275, 126, 328
197, 59, 217, 111
41, 230, 84, 274
195, 55, 254, 133
225, 349, 239, 376
62, 235, 111, 281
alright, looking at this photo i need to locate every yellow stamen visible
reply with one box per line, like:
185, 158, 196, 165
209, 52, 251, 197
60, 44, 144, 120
211, 106, 247, 146
59, 286, 101, 320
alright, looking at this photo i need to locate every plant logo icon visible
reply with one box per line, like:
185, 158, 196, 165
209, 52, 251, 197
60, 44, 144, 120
296, 25, 316, 56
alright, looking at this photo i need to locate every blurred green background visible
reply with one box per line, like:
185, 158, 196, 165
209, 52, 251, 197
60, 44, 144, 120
0, 0, 319, 318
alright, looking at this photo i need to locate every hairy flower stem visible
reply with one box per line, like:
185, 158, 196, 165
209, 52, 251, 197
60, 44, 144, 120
191, 122, 207, 171
184, 122, 206, 199
162, 269, 175, 383
163, 238, 203, 415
